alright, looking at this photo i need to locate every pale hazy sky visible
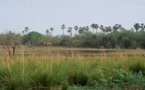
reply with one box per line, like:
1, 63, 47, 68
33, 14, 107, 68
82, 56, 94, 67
0, 0, 145, 35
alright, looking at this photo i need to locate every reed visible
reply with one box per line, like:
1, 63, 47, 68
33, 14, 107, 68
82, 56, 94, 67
0, 47, 145, 90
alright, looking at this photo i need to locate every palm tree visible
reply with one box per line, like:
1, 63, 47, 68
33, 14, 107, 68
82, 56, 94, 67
22, 30, 25, 35
119, 27, 125, 32
46, 29, 50, 36
85, 26, 90, 32
78, 27, 83, 35
74, 26, 79, 35
91, 24, 95, 34
24, 27, 29, 34
140, 23, 145, 32
105, 26, 112, 34
46, 29, 50, 44
91, 24, 99, 34
61, 24, 66, 35
113, 24, 120, 32
134, 23, 140, 32
96, 24, 99, 33
68, 27, 72, 37
94, 24, 99, 33
100, 25, 105, 33
50, 27, 54, 35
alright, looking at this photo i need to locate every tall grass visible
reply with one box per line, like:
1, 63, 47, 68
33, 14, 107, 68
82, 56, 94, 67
0, 46, 145, 89
0, 54, 145, 90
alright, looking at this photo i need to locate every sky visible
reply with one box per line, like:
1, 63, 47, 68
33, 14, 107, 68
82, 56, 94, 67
0, 0, 145, 35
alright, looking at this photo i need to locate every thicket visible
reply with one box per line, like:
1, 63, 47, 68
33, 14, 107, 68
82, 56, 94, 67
0, 23, 145, 49
1, 30, 145, 49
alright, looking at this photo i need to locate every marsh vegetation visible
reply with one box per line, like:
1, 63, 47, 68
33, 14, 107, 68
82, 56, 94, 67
0, 47, 145, 90
0, 23, 145, 90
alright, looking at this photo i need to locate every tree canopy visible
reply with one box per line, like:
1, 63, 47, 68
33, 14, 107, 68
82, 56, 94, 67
1, 23, 145, 49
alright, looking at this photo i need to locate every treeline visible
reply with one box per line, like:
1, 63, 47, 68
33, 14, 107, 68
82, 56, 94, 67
0, 23, 145, 49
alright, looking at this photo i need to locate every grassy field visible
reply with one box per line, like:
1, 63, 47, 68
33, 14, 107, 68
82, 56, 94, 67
0, 47, 145, 90
0, 46, 145, 57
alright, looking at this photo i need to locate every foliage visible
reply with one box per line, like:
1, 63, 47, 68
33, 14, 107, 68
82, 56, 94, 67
0, 57, 145, 89
1, 23, 145, 48
20, 29, 145, 48
22, 31, 46, 46
58, 35, 72, 47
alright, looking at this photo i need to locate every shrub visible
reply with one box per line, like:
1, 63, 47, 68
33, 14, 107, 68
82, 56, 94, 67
129, 62, 145, 75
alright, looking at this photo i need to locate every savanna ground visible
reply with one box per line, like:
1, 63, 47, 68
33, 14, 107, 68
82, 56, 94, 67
0, 46, 145, 90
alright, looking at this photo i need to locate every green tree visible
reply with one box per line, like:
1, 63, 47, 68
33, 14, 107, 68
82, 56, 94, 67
91, 24, 99, 34
78, 27, 83, 35
140, 23, 145, 32
67, 27, 72, 37
78, 27, 89, 35
80, 32, 94, 47
119, 27, 125, 32
24, 27, 29, 34
134, 23, 140, 32
100, 25, 105, 33
91, 24, 95, 34
50, 27, 54, 35
85, 26, 90, 32
104, 26, 112, 34
51, 35, 61, 46
61, 24, 66, 35
46, 29, 50, 36
45, 29, 50, 44
22, 31, 46, 46
113, 24, 121, 32
22, 30, 25, 35
74, 26, 79, 35
59, 35, 72, 47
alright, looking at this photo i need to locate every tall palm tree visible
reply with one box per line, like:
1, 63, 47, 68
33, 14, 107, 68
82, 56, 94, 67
91, 24, 96, 34
134, 23, 140, 32
94, 24, 99, 33
22, 30, 25, 35
78, 27, 83, 35
50, 27, 54, 35
113, 24, 120, 32
68, 27, 72, 37
24, 27, 29, 34
105, 26, 112, 34
46, 29, 50, 36
100, 25, 105, 33
85, 26, 90, 32
61, 24, 66, 35
91, 24, 99, 34
74, 26, 79, 35
45, 29, 50, 44
50, 27, 54, 32
140, 23, 145, 32
119, 26, 125, 32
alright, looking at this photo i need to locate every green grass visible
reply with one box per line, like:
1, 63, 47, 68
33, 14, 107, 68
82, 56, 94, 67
0, 55, 145, 90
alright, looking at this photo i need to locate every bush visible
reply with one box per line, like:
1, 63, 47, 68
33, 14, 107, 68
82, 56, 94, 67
68, 71, 89, 86
129, 62, 145, 75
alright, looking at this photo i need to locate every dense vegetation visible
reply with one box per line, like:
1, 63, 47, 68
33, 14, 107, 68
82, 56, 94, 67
0, 23, 145, 49
0, 56, 145, 90
0, 23, 145, 89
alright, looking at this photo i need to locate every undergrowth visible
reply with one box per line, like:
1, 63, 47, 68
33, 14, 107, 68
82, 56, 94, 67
0, 56, 145, 90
